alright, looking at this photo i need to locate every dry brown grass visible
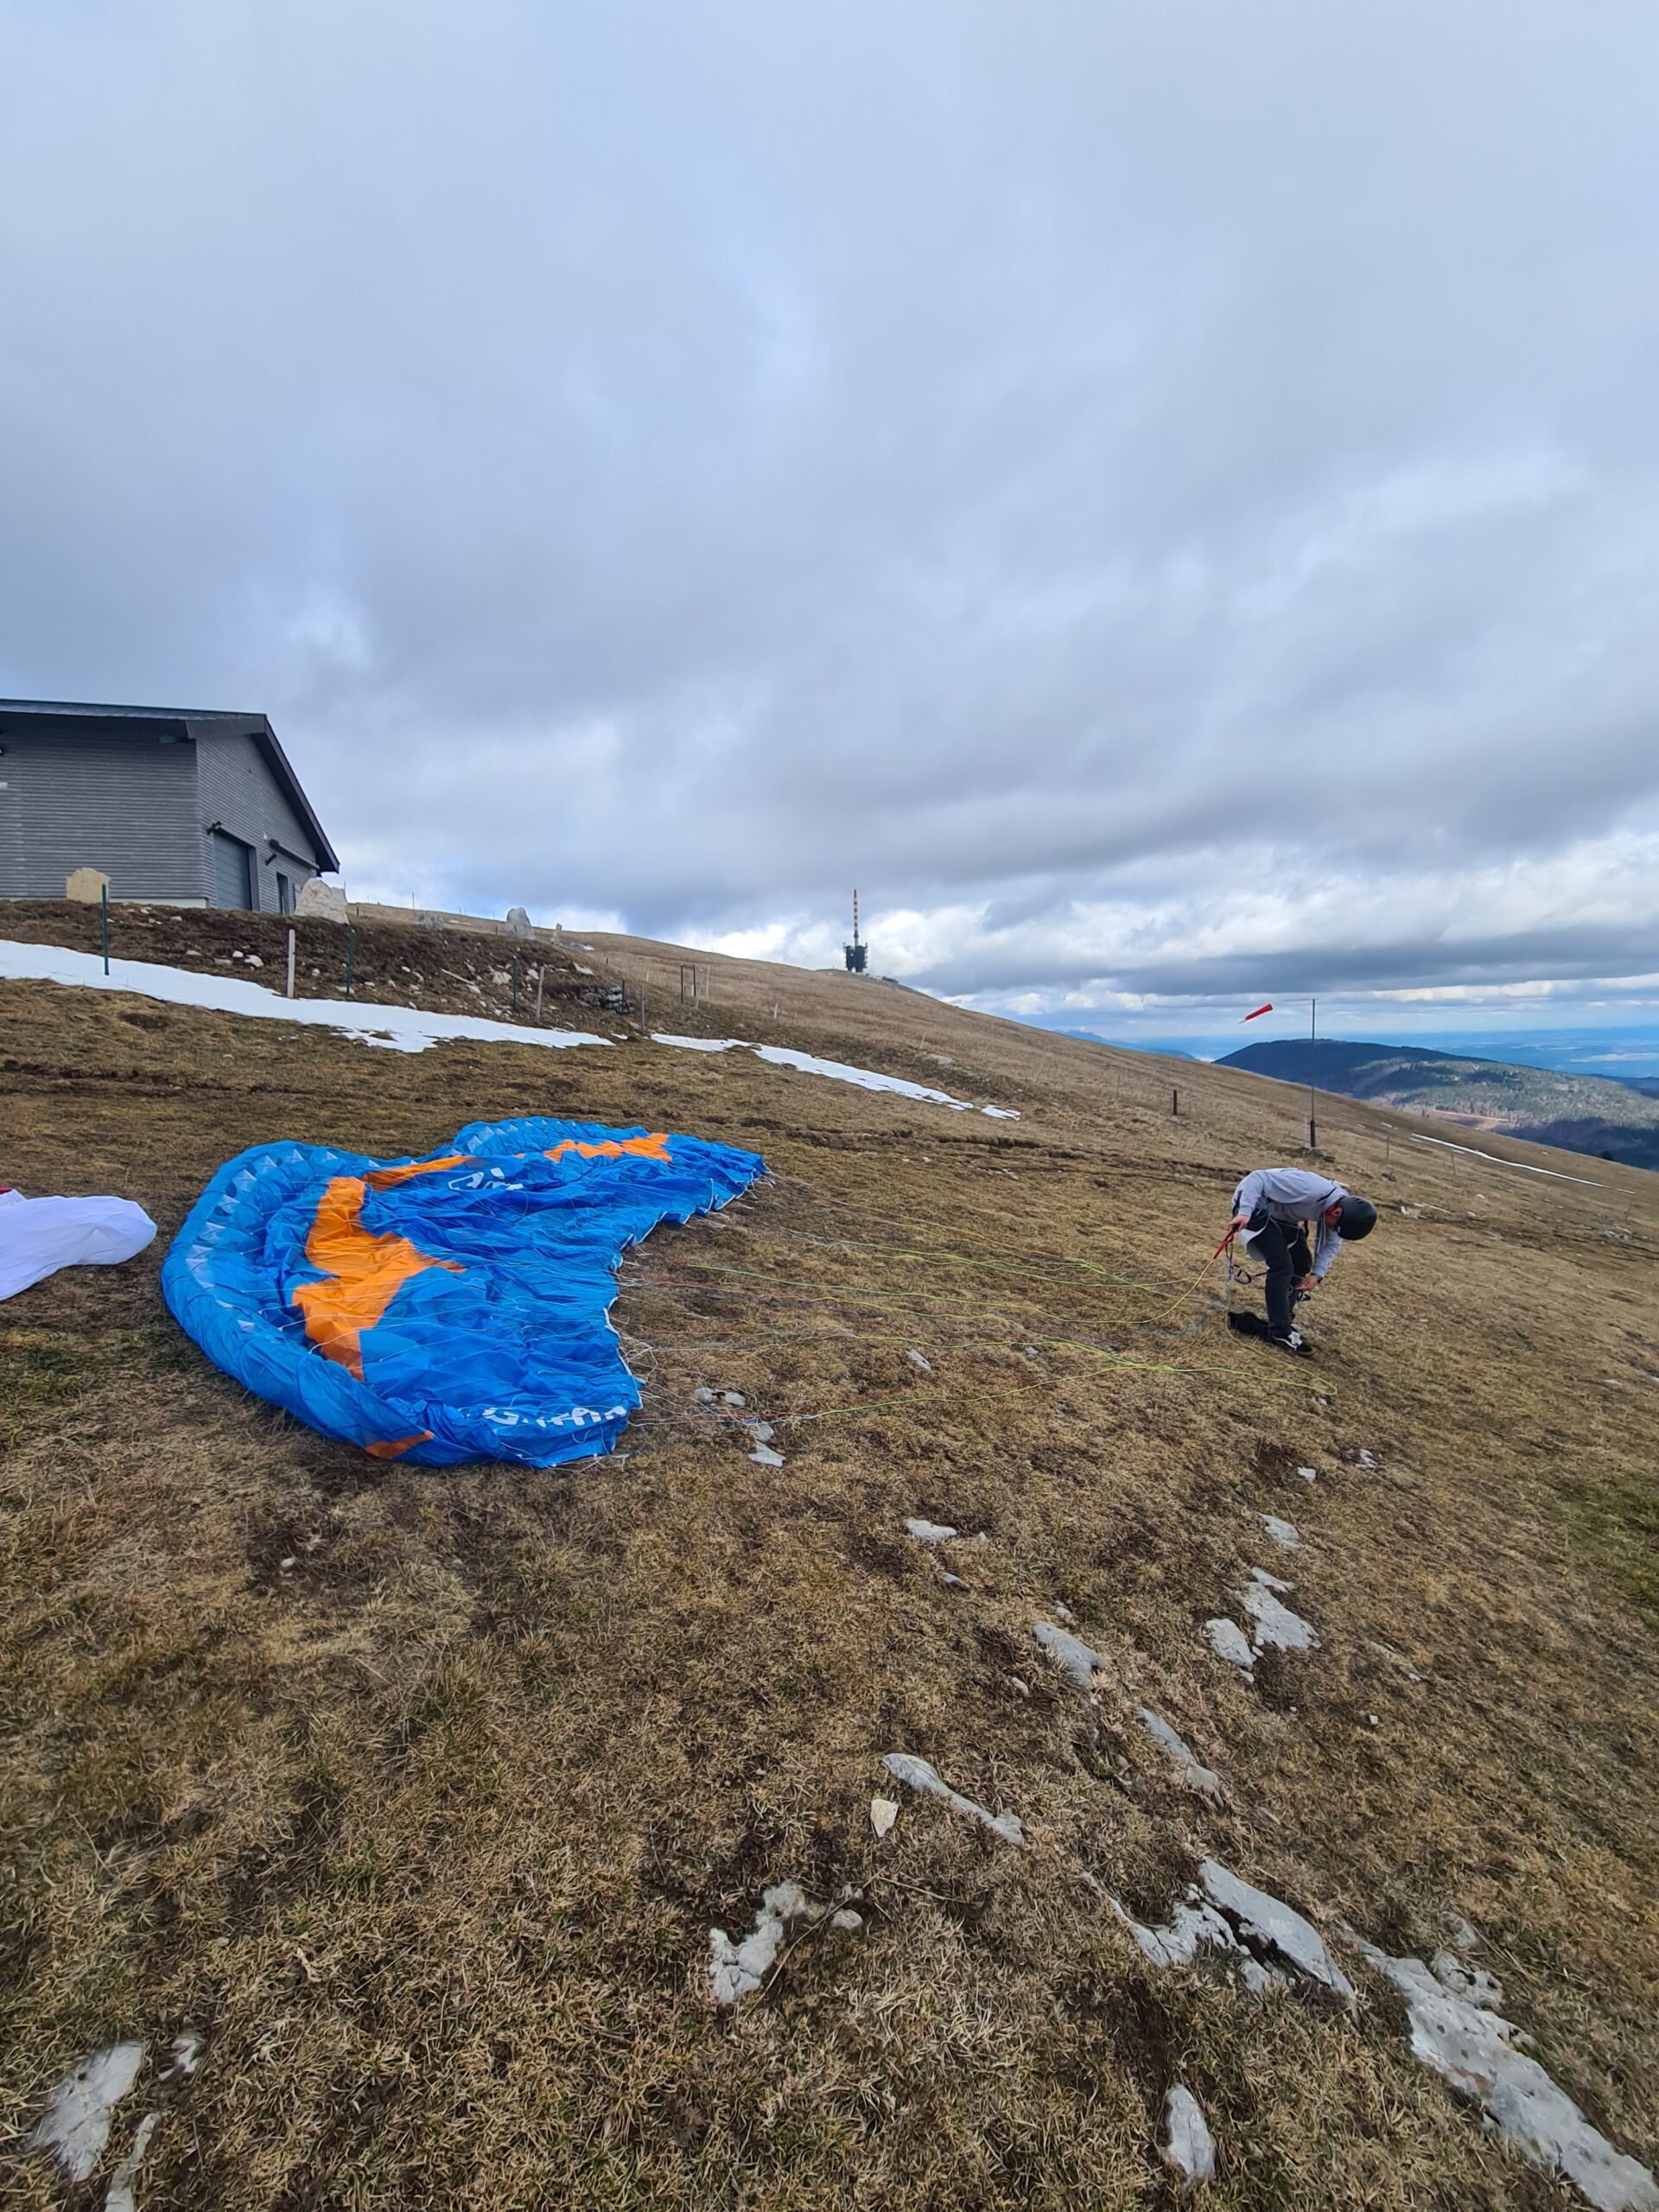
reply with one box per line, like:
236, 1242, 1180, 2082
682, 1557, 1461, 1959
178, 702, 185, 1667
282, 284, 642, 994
2, 924, 1656, 2209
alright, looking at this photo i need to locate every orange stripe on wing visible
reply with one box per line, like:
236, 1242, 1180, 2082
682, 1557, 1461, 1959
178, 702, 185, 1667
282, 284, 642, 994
544, 1132, 671, 1166
291, 1177, 463, 1381
363, 1153, 472, 1189
365, 1431, 434, 1459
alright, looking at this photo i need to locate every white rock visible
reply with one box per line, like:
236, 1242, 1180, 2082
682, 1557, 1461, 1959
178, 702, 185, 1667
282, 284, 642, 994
1350, 1937, 1658, 2212
905, 1517, 957, 1546
243, 953, 263, 969
1198, 1862, 1355, 2002
1432, 1950, 1504, 2007
1138, 1708, 1221, 1796
869, 1796, 899, 1838
1297, 1465, 1319, 1482
1262, 1515, 1300, 1548
881, 1752, 1023, 1845
1205, 1618, 1255, 1676
709, 1882, 810, 2005
295, 878, 349, 922
1053, 1601, 1077, 1624
1111, 1891, 1237, 1969
830, 1908, 864, 1933
1242, 1578, 1319, 1654
722, 1391, 747, 1407
27, 2043, 147, 2180
1357, 1449, 1377, 1470
505, 906, 533, 937
1033, 1620, 1109, 1693
1163, 2085, 1217, 2188
907, 1348, 932, 1371
749, 1444, 785, 1467
104, 2110, 159, 2212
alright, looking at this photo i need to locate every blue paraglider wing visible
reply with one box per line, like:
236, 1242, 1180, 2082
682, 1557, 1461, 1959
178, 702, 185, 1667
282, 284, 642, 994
162, 1117, 766, 1466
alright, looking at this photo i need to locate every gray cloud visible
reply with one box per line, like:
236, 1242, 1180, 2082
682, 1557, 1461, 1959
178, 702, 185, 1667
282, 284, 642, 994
3, 0, 1658, 1021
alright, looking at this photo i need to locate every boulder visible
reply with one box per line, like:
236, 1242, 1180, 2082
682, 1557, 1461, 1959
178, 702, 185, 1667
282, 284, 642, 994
505, 906, 534, 938
65, 868, 111, 903
295, 879, 349, 923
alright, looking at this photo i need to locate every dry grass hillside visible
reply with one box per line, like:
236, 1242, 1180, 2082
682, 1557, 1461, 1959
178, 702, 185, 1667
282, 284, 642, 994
3, 911, 1656, 2209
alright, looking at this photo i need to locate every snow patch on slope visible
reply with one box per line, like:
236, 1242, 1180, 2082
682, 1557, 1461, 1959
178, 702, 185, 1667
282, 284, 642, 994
652, 1033, 1018, 1117
0, 942, 608, 1056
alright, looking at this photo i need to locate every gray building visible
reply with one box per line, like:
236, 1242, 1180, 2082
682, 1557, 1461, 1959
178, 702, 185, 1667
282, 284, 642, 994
0, 698, 339, 912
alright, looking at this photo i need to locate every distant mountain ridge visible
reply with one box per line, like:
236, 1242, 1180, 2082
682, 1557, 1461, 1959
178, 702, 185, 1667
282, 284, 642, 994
1219, 1037, 1659, 1172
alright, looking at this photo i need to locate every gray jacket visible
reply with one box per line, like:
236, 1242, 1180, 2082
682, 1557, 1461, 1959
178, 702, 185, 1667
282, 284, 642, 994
1231, 1166, 1349, 1281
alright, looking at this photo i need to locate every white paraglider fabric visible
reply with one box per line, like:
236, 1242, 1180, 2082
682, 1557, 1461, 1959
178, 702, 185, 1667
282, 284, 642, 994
0, 1188, 157, 1302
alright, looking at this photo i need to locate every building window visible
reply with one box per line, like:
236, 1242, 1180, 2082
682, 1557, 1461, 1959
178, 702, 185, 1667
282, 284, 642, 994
276, 872, 293, 914
210, 830, 255, 910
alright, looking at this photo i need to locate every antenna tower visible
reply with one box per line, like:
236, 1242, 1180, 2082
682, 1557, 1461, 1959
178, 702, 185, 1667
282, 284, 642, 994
844, 888, 868, 974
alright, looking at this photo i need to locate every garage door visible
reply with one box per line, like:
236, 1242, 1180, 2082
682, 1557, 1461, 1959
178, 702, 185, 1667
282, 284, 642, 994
210, 830, 255, 909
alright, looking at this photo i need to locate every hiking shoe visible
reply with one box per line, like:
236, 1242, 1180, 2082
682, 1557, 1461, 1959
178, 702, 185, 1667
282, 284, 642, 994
1268, 1328, 1311, 1357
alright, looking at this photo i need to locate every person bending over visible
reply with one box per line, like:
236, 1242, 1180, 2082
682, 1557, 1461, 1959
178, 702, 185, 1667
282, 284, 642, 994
1227, 1166, 1376, 1354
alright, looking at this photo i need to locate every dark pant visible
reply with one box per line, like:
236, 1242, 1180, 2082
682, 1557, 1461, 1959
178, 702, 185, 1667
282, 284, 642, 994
1245, 1219, 1312, 1337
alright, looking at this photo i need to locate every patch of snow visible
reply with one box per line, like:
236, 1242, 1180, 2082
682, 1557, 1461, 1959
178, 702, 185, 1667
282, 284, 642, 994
1198, 1862, 1355, 2003
1262, 1515, 1300, 1549
748, 1443, 785, 1467
0, 942, 608, 1057
1297, 1465, 1319, 1482
1138, 1708, 1221, 1796
1052, 1601, 1077, 1624
907, 1348, 932, 1371
1033, 1620, 1109, 1693
1357, 1448, 1377, 1470
869, 1796, 899, 1838
881, 1752, 1024, 1844
651, 1033, 1018, 1116
1409, 1131, 1601, 1185
1349, 1936, 1657, 2211
1205, 1618, 1255, 1677
905, 1517, 957, 1545
709, 1882, 810, 2005
28, 2042, 146, 2180
721, 1391, 747, 1407
938, 1571, 964, 1587
1163, 2086, 1217, 2189
1242, 1573, 1319, 1654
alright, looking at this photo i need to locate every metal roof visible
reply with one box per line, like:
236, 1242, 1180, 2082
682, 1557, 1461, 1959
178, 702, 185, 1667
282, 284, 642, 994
0, 697, 340, 874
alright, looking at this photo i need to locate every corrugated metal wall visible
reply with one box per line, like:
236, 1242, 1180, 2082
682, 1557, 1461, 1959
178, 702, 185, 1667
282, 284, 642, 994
0, 732, 207, 899
194, 728, 323, 912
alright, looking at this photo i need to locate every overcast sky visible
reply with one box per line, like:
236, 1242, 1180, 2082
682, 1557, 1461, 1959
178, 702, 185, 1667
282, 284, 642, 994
3, 1, 1657, 1047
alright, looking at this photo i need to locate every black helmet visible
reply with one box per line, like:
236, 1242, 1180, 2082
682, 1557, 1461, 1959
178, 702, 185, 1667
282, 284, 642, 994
1336, 1195, 1376, 1241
